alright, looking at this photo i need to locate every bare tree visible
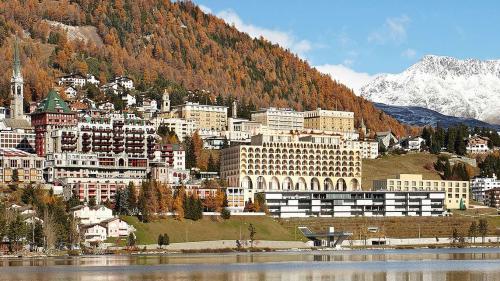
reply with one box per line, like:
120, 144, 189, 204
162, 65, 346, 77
43, 210, 56, 250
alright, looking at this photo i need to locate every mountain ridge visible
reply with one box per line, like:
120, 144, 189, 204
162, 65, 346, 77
361, 55, 500, 124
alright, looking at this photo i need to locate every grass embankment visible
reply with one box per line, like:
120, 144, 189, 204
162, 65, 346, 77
280, 215, 500, 240
121, 215, 304, 245
362, 153, 440, 190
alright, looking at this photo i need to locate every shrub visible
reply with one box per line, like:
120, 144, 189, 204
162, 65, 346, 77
221, 208, 231, 220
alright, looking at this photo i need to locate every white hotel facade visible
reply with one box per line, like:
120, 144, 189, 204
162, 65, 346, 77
221, 132, 362, 203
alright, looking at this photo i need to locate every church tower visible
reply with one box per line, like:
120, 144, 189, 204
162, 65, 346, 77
360, 118, 367, 137
232, 100, 237, 118
161, 89, 170, 112
10, 36, 24, 120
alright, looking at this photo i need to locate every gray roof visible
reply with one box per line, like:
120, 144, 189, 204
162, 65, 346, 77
2, 118, 32, 130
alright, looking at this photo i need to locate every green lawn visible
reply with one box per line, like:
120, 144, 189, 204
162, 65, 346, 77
362, 153, 441, 190
121, 215, 303, 244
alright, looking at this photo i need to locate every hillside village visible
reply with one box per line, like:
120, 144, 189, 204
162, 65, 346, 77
0, 33, 499, 254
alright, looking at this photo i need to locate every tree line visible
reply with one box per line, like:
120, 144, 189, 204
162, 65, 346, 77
114, 180, 228, 223
422, 125, 500, 155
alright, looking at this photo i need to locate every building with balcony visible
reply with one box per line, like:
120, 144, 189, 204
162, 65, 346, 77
471, 175, 500, 203
263, 190, 446, 218
49, 113, 156, 163
466, 136, 490, 154
221, 132, 362, 203
31, 89, 78, 156
485, 188, 500, 209
373, 174, 469, 210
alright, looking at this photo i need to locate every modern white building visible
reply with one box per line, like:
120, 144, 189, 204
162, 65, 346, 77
263, 190, 446, 218
72, 205, 114, 225
471, 175, 500, 202
153, 117, 197, 142
251, 107, 304, 132
347, 140, 379, 159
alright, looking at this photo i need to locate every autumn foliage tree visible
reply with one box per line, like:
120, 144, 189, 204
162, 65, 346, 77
0, 0, 411, 136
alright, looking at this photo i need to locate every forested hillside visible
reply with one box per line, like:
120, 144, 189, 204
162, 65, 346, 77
0, 0, 413, 136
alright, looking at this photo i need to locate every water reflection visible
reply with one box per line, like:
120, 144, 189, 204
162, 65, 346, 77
0, 248, 499, 281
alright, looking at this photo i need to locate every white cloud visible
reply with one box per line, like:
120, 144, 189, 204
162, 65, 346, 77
401, 48, 416, 58
368, 15, 411, 44
215, 9, 313, 57
198, 4, 212, 14
315, 64, 378, 95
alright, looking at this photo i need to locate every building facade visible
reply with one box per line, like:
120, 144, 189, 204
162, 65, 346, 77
251, 108, 304, 131
373, 174, 469, 210
0, 130, 36, 153
175, 102, 228, 132
347, 140, 379, 159
153, 117, 197, 142
471, 176, 500, 202
466, 136, 490, 154
484, 188, 500, 209
31, 90, 78, 156
303, 109, 354, 132
263, 190, 446, 218
221, 133, 362, 202
0, 148, 44, 184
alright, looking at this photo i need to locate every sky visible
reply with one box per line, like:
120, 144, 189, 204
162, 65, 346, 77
193, 0, 500, 93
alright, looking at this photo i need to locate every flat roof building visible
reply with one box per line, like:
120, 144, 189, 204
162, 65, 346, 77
251, 107, 304, 132
263, 190, 446, 218
303, 108, 354, 132
373, 174, 469, 210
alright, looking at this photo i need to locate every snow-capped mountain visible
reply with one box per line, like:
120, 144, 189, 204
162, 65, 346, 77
360, 55, 500, 124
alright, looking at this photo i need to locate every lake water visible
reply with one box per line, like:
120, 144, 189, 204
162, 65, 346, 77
1, 248, 500, 281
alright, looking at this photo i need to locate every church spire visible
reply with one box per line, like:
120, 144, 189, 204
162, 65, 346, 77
13, 35, 21, 78
10, 35, 24, 120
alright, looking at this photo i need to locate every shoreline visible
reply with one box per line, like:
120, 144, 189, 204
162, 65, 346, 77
2, 242, 500, 258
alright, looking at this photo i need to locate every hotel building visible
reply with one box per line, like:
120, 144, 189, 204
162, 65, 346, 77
373, 174, 469, 210
221, 132, 362, 202
251, 108, 304, 131
303, 108, 354, 132
174, 102, 228, 132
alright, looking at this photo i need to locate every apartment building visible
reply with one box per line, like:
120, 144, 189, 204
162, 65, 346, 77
0, 130, 36, 153
0, 148, 45, 184
471, 175, 500, 202
251, 107, 304, 131
373, 174, 469, 210
303, 108, 354, 132
225, 117, 263, 143
221, 132, 362, 203
63, 177, 141, 204
263, 190, 446, 218
49, 113, 156, 162
175, 102, 228, 131
153, 117, 197, 142
484, 188, 500, 209
346, 140, 379, 159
